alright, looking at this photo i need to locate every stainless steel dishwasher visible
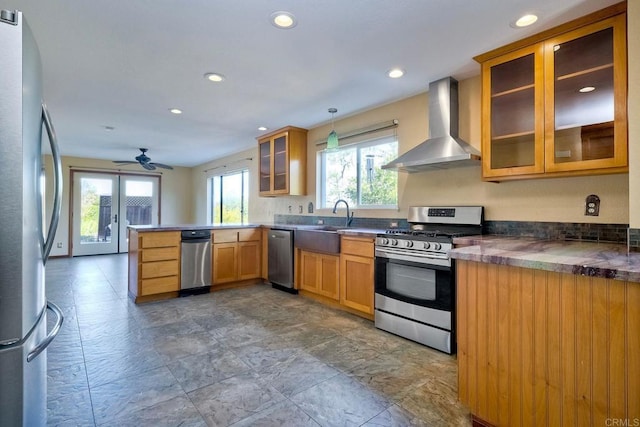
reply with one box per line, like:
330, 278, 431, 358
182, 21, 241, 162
268, 228, 296, 293
180, 230, 212, 293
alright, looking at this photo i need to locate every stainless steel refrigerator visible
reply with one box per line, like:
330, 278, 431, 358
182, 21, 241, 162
0, 9, 64, 426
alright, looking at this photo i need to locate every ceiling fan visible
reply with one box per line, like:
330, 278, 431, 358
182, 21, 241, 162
113, 148, 173, 170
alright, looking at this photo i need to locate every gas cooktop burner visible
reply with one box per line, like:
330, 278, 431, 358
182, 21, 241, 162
384, 229, 464, 239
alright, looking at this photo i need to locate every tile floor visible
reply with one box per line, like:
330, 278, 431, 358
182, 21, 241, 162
45, 254, 471, 426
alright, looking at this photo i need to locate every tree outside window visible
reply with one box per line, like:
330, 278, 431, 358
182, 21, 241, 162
209, 169, 249, 224
320, 138, 397, 208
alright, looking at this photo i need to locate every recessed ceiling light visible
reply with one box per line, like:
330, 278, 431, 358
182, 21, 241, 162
579, 86, 596, 93
388, 68, 405, 78
204, 72, 225, 82
513, 14, 538, 28
270, 11, 297, 29
258, 126, 268, 131
169, 108, 182, 115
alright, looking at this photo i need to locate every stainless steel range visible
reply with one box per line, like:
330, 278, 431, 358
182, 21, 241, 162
374, 206, 483, 354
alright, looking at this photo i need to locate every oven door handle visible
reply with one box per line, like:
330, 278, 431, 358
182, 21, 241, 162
374, 253, 452, 270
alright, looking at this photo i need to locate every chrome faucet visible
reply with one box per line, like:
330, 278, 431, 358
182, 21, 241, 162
332, 199, 354, 227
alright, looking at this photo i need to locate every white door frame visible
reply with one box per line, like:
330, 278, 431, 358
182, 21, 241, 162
117, 175, 160, 253
71, 170, 160, 256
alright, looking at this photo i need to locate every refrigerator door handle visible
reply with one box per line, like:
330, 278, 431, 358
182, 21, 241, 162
41, 103, 63, 264
27, 301, 64, 362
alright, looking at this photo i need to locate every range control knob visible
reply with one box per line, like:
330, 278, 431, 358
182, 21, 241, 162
432, 242, 442, 251
379, 238, 389, 245
422, 242, 430, 250
404, 240, 413, 248
390, 239, 399, 246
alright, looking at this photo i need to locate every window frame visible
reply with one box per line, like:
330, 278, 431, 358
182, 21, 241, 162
207, 168, 249, 225
317, 135, 398, 210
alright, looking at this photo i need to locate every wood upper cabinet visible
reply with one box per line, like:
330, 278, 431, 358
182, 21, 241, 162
476, 5, 627, 181
257, 126, 308, 196
339, 236, 375, 315
298, 250, 340, 300
212, 228, 261, 285
128, 230, 181, 302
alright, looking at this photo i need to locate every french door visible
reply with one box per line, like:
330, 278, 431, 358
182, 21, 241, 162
72, 172, 159, 256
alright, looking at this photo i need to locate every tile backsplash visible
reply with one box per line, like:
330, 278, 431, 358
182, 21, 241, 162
274, 214, 637, 248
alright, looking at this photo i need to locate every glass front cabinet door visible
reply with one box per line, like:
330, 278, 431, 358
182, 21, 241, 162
481, 45, 545, 179
257, 126, 308, 197
544, 15, 627, 173
477, 6, 627, 181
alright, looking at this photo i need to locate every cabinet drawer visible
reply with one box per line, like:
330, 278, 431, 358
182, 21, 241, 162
141, 246, 179, 262
141, 260, 179, 279
341, 237, 374, 258
141, 276, 178, 295
238, 228, 260, 242
213, 229, 238, 243
141, 232, 180, 248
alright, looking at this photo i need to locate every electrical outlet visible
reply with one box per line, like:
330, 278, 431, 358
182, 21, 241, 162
585, 194, 600, 216
288, 205, 292, 213
56, 242, 63, 248
298, 205, 303, 214
390, 221, 398, 228
317, 219, 324, 225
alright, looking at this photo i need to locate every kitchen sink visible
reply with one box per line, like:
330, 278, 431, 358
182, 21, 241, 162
294, 226, 344, 254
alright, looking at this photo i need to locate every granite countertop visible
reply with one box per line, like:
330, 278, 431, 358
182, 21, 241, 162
129, 223, 383, 237
451, 235, 640, 283
128, 224, 262, 231
267, 224, 384, 237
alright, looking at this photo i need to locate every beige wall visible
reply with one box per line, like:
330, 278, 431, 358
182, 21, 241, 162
73, 4, 638, 232
193, 70, 630, 226
628, 0, 640, 228
45, 155, 192, 256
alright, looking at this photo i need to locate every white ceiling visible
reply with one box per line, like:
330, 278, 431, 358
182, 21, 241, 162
1, 0, 618, 167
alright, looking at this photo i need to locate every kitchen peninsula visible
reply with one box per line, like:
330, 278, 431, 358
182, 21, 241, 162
127, 224, 382, 308
450, 236, 639, 426
127, 225, 264, 303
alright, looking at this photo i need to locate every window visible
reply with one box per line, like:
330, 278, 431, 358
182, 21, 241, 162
208, 169, 249, 224
318, 137, 398, 209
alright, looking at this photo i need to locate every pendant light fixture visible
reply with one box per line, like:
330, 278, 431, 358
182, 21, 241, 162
326, 107, 339, 151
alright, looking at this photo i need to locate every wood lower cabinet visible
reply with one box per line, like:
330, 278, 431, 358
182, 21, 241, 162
128, 229, 181, 303
212, 228, 261, 286
298, 250, 339, 300
212, 242, 238, 284
238, 241, 261, 280
456, 260, 640, 426
340, 237, 375, 316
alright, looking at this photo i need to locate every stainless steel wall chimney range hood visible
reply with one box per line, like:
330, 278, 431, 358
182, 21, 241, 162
382, 77, 481, 173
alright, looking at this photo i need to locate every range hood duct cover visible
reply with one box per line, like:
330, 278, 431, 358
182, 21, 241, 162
382, 76, 481, 172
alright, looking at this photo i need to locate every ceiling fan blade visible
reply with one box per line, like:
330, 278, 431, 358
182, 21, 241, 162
151, 162, 173, 170
142, 162, 156, 171
113, 160, 139, 165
